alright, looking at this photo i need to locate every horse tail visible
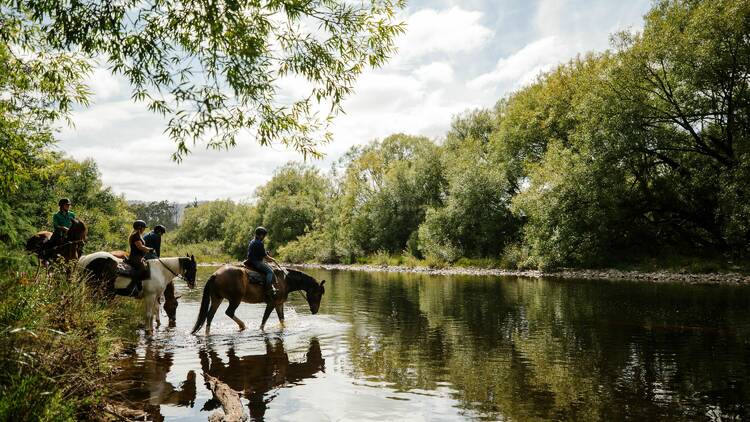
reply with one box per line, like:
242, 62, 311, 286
191, 274, 215, 334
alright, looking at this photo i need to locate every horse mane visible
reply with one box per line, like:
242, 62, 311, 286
67, 219, 88, 241
286, 268, 319, 287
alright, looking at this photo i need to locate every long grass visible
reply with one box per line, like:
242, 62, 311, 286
0, 262, 140, 420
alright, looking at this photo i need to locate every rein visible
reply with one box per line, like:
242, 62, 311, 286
157, 257, 181, 279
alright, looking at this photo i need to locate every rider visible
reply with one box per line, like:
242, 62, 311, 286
47, 198, 76, 257
246, 226, 278, 299
143, 224, 166, 260
128, 220, 155, 296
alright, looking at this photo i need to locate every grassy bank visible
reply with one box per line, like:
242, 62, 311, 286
0, 263, 140, 420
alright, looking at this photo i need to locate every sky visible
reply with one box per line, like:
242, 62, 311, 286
58, 0, 653, 203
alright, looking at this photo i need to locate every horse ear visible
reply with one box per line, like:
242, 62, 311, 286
320, 280, 326, 286
191, 254, 195, 261
174, 293, 182, 299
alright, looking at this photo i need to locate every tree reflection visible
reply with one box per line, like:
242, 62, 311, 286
324, 271, 750, 421
199, 338, 325, 421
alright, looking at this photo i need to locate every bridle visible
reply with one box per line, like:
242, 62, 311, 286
157, 257, 182, 280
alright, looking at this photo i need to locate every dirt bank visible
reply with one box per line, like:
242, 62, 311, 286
290, 263, 749, 285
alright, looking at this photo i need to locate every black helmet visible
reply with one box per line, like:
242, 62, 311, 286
154, 224, 167, 234
255, 226, 268, 236
133, 220, 147, 230
58, 198, 71, 207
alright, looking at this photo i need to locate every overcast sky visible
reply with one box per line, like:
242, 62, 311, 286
57, 0, 652, 202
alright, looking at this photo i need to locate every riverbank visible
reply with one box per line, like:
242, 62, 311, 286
291, 263, 750, 284
0, 266, 141, 420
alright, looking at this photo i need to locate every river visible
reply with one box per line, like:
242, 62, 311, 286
109, 266, 750, 421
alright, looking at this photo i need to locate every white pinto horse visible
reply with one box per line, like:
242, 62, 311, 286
78, 252, 197, 333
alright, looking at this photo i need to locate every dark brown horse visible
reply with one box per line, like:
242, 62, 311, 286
25, 220, 87, 279
191, 266, 326, 334
25, 219, 87, 262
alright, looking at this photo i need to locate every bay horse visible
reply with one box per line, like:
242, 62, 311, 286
191, 266, 326, 334
78, 252, 197, 333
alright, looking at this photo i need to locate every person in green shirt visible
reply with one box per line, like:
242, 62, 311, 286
51, 198, 76, 245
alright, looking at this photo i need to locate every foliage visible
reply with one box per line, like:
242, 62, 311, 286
254, 163, 332, 253
173, 200, 237, 244
4, 0, 405, 159
0, 267, 139, 420
419, 110, 519, 262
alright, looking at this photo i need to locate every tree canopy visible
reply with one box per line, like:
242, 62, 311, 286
2, 0, 405, 159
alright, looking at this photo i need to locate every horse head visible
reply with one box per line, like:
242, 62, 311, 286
67, 219, 88, 258
288, 269, 326, 314
179, 254, 197, 288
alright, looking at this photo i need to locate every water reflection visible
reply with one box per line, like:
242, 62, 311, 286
111, 267, 750, 421
199, 338, 324, 421
110, 345, 197, 421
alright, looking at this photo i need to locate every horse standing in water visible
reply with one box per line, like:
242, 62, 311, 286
78, 252, 197, 333
191, 266, 326, 334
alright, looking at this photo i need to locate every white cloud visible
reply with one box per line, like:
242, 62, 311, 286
86, 67, 127, 102
413, 62, 454, 84
468, 36, 570, 91
395, 7, 494, 62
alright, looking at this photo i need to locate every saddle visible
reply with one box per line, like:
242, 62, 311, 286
116, 260, 148, 277
241, 260, 282, 285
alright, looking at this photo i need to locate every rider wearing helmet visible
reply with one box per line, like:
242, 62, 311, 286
143, 224, 166, 260
245, 226, 278, 299
127, 220, 154, 296
51, 198, 76, 244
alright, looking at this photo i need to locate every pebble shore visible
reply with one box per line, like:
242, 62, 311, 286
291, 263, 749, 285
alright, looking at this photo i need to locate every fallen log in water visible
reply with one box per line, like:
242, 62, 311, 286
204, 373, 247, 422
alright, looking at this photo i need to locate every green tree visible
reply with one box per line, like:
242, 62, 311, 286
5, 0, 405, 159
129, 201, 178, 231
335, 134, 444, 255
174, 200, 237, 244
419, 109, 519, 261
255, 163, 332, 252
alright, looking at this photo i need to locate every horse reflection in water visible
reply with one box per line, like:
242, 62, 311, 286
110, 345, 197, 422
200, 338, 325, 421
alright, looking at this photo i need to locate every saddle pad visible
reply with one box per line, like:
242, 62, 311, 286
241, 267, 266, 285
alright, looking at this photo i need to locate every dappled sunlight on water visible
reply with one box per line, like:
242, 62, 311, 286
110, 266, 750, 421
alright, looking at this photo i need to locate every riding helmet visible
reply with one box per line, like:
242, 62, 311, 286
58, 198, 72, 207
133, 220, 147, 230
255, 226, 268, 236
154, 224, 167, 234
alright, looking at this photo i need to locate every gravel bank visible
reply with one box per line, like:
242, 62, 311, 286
291, 263, 749, 285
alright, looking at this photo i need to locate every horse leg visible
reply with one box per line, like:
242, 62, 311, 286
260, 303, 274, 331
225, 299, 246, 331
275, 304, 285, 328
144, 293, 155, 335
205, 297, 223, 336
153, 295, 162, 328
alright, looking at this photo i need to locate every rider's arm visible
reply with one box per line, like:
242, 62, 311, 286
134, 239, 153, 253
52, 214, 69, 232
264, 252, 277, 263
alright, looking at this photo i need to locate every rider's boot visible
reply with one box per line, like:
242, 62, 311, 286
264, 281, 278, 302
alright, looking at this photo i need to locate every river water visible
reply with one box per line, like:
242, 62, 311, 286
110, 266, 750, 421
